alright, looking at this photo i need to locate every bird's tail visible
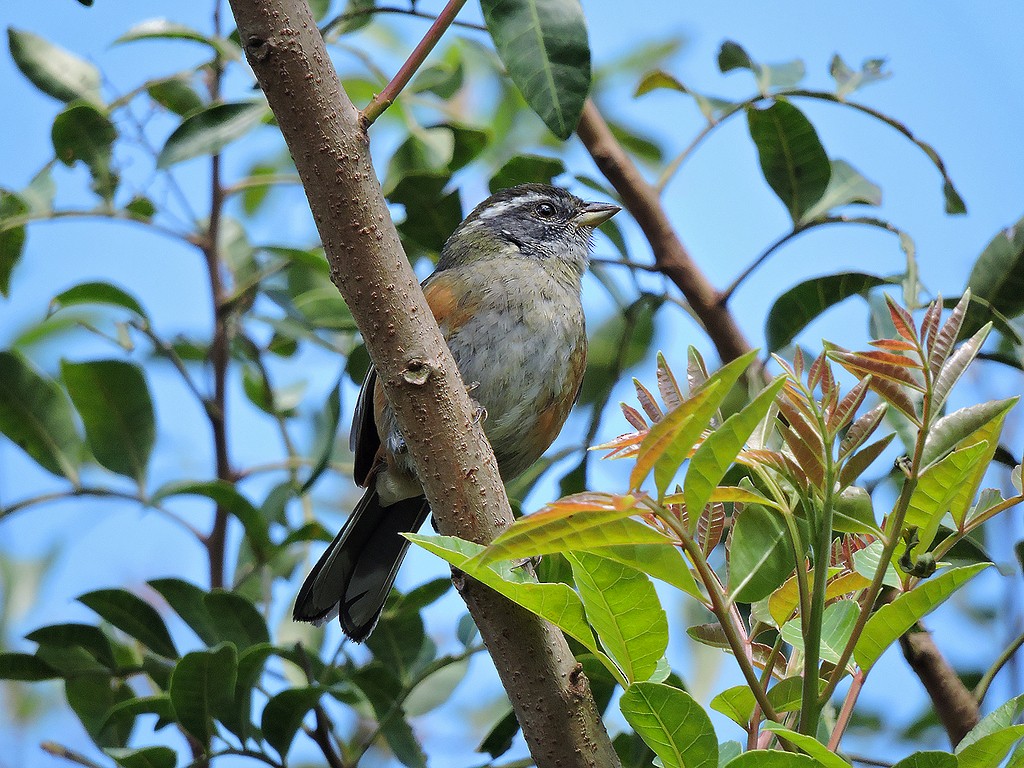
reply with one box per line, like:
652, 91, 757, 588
293, 487, 430, 642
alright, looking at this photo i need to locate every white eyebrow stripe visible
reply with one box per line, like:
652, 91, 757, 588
477, 194, 546, 219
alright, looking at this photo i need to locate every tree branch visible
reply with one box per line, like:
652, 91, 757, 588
576, 99, 753, 367
899, 626, 980, 747
225, 1, 619, 765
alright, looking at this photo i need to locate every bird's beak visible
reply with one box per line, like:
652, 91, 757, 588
575, 201, 621, 228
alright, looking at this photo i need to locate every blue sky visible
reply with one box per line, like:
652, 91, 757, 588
2, 1, 1023, 766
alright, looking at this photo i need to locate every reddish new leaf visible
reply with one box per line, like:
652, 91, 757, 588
839, 433, 895, 488
633, 378, 663, 422
826, 377, 870, 435
885, 294, 918, 344
656, 352, 683, 411
839, 402, 887, 459
928, 292, 969, 376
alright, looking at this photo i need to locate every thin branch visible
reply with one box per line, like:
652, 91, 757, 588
204, 0, 233, 591
0, 208, 193, 244
360, 0, 470, 128
39, 743, 105, 768
589, 256, 662, 273
974, 628, 1024, 706
828, 670, 865, 751
223, 173, 302, 196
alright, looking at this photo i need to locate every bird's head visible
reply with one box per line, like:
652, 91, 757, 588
437, 183, 620, 279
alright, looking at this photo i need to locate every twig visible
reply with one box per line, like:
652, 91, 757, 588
40, 743, 105, 768
828, 670, 865, 751
203, 1, 233, 592
360, 0, 470, 128
975, 628, 1024, 705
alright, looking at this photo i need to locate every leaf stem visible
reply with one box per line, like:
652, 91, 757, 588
648, 499, 782, 723
828, 669, 865, 751
359, 0, 469, 129
974, 627, 1024, 705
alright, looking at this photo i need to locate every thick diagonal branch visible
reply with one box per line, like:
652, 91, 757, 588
576, 99, 753, 365
225, 2, 618, 766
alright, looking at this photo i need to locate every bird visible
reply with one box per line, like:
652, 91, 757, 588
293, 183, 620, 641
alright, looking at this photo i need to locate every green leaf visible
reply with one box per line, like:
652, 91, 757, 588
761, 724, 852, 768
78, 589, 176, 658
723, 754, 823, 768
27, 622, 117, 669
480, 0, 591, 140
147, 77, 204, 117
489, 154, 566, 192
148, 578, 217, 644
833, 486, 882, 535
922, 398, 1018, 469
411, 59, 465, 99
906, 441, 991, 551
853, 539, 900, 588
203, 592, 270, 650
407, 534, 617, 677
728, 502, 796, 603
114, 19, 240, 59
766, 273, 891, 352
580, 297, 658, 406
799, 159, 882, 223
0, 350, 82, 481
0, 190, 29, 296
350, 662, 427, 768
169, 643, 238, 745
747, 100, 831, 222
597, 542, 703, 600
711, 676, 820, 727
50, 282, 148, 321
105, 747, 177, 768
962, 214, 1024, 335
956, 695, 1024, 768
684, 377, 787, 526
387, 172, 462, 255
261, 687, 324, 758
157, 101, 268, 168
366, 607, 427, 684
332, 0, 376, 34
8, 27, 102, 104
51, 103, 118, 201
301, 377, 342, 493
619, 682, 718, 768
891, 753, 958, 768
152, 480, 272, 560
567, 552, 668, 683
781, 599, 860, 667
480, 494, 667, 563
61, 359, 155, 483
222, 643, 272, 741
404, 655, 472, 716
854, 563, 990, 670
0, 652, 60, 680
101, 695, 174, 734
66, 675, 135, 748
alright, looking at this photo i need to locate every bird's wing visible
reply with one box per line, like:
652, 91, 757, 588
349, 270, 477, 486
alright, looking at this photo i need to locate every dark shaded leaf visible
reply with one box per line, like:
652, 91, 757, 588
489, 154, 565, 192
105, 747, 176, 768
766, 272, 890, 352
0, 190, 29, 296
0, 652, 60, 680
152, 480, 272, 560
579, 298, 657, 405
52, 102, 118, 201
301, 377, 342, 493
78, 589, 176, 658
387, 172, 462, 256
50, 281, 147, 320
481, 0, 591, 139
729, 503, 796, 602
962, 215, 1024, 335
169, 643, 238, 745
61, 359, 155, 483
747, 100, 830, 222
27, 623, 117, 669
8, 27, 102, 104
147, 77, 204, 117
157, 101, 268, 168
203, 592, 270, 650
66, 675, 134, 748
351, 663, 427, 768
261, 687, 324, 758
0, 350, 82, 480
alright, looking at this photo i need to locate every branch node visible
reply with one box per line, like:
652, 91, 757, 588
402, 358, 434, 386
244, 35, 273, 62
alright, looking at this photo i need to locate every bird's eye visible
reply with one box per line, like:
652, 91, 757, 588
535, 202, 556, 218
